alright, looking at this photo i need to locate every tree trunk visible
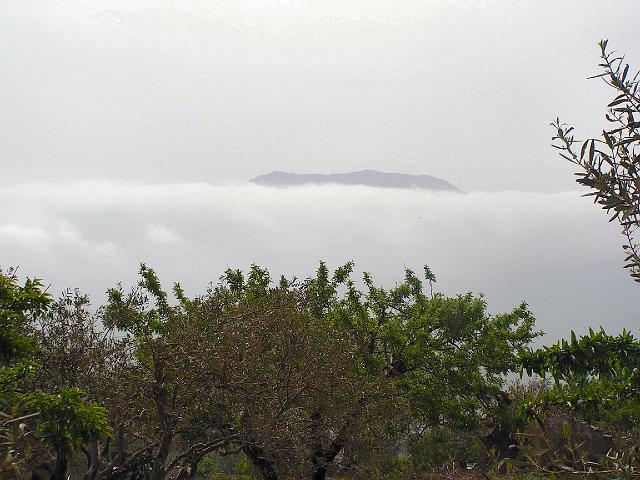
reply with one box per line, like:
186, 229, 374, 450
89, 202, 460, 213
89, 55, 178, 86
50, 452, 68, 480
310, 444, 343, 480
311, 466, 328, 480
150, 430, 172, 480
150, 361, 173, 480
243, 445, 279, 480
82, 441, 100, 480
309, 411, 343, 480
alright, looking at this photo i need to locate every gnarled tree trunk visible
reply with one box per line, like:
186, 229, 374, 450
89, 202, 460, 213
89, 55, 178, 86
243, 445, 279, 480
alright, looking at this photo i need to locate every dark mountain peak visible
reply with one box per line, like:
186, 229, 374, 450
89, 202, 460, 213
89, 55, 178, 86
250, 170, 461, 192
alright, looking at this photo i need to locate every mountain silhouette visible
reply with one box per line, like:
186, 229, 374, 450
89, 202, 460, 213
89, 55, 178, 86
250, 170, 461, 192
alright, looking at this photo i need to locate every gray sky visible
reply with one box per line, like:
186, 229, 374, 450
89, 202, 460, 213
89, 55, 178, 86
2, 0, 639, 191
1, 182, 639, 341
2, 1, 640, 341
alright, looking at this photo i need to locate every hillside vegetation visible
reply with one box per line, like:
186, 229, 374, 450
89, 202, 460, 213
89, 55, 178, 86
2, 40, 640, 480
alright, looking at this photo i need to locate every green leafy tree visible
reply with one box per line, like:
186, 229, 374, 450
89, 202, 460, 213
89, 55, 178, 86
520, 328, 640, 429
0, 269, 51, 478
46, 264, 377, 480
307, 263, 539, 475
219, 262, 538, 479
552, 39, 640, 282
0, 268, 111, 480
0, 398, 37, 480
30, 388, 112, 479
545, 39, 640, 471
0, 268, 50, 384
16, 262, 540, 480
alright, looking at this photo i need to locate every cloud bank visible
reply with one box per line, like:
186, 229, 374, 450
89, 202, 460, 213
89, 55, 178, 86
1, 181, 638, 341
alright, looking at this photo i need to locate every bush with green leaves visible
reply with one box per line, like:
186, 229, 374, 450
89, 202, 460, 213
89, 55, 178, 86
510, 328, 640, 477
520, 328, 640, 429
1, 269, 50, 478
0, 268, 112, 480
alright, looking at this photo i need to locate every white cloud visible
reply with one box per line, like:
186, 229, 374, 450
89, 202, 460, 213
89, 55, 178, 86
0, 223, 51, 245
1, 180, 638, 342
146, 224, 180, 243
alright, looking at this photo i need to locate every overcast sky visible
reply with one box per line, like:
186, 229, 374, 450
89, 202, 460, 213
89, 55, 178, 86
2, 1, 640, 341
1, 181, 639, 341
2, 0, 640, 191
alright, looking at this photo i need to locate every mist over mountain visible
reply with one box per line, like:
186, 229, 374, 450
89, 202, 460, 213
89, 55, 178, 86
250, 170, 462, 192
2, 180, 638, 342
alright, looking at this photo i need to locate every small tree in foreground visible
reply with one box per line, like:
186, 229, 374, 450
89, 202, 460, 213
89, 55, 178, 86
552, 39, 640, 282
0, 269, 112, 480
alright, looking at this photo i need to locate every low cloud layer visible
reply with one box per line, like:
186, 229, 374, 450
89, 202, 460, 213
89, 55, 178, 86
1, 181, 638, 342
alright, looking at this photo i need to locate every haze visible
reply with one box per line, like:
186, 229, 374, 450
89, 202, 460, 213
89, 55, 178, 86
2, 1, 639, 341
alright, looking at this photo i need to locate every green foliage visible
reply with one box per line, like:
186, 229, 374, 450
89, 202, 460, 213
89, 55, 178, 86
195, 455, 226, 478
322, 264, 540, 433
29, 387, 112, 457
231, 458, 254, 476
0, 268, 51, 477
553, 39, 640, 282
17, 261, 639, 478
535, 40, 640, 477
410, 428, 486, 469
103, 263, 180, 336
0, 268, 113, 479
375, 454, 414, 479
521, 328, 640, 381
520, 329, 640, 427
88, 261, 543, 478
196, 455, 255, 479
0, 399, 37, 479
0, 268, 51, 379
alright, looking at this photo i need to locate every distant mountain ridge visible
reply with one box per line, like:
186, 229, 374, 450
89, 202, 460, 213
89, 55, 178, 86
250, 170, 461, 192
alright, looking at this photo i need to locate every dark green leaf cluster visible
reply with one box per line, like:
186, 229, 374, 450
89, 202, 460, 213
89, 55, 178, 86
521, 328, 640, 381
0, 269, 50, 370
520, 329, 640, 427
30, 388, 112, 457
0, 268, 112, 479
